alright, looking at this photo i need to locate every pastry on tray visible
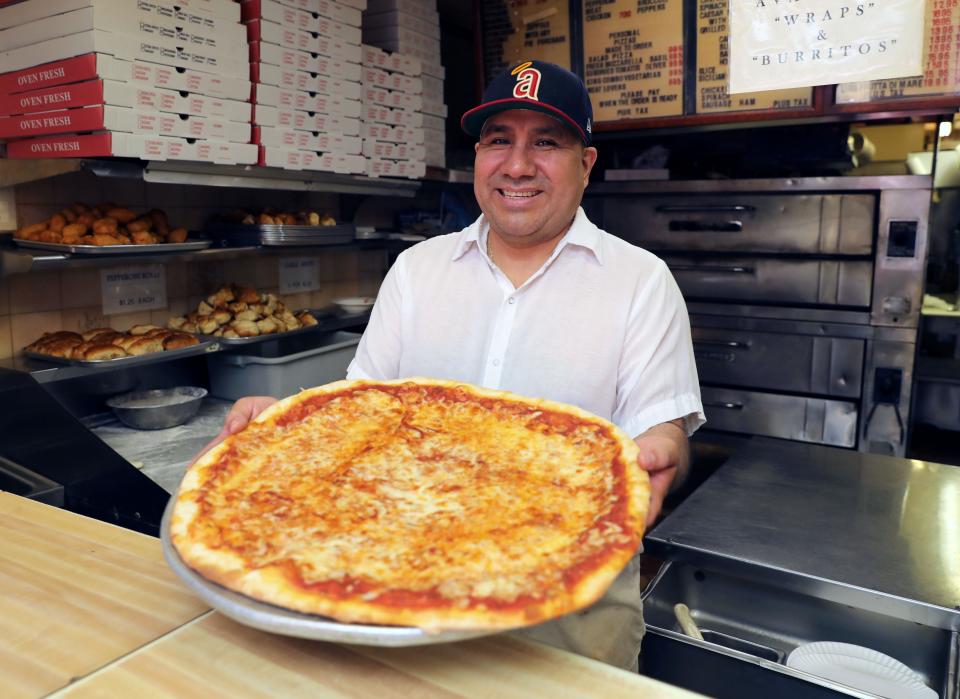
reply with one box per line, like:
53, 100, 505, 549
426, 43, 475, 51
168, 283, 318, 339
13, 202, 188, 247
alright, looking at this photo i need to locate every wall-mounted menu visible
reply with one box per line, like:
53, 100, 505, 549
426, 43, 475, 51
583, 0, 684, 122
836, 1, 960, 103
481, 0, 571, 87
696, 0, 812, 113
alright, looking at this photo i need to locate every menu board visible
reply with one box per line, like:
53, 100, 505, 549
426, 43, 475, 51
582, 0, 684, 122
696, 0, 812, 113
481, 0, 571, 86
836, 0, 960, 102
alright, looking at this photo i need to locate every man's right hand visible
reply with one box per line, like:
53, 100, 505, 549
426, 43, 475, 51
189, 396, 278, 466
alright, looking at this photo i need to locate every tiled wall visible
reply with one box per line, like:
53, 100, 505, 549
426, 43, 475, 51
0, 171, 386, 359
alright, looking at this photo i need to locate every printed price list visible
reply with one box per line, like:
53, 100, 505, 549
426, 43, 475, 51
481, 0, 571, 85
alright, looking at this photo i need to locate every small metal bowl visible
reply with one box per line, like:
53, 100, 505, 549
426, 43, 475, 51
106, 387, 207, 430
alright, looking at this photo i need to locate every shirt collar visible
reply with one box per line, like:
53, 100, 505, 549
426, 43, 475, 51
451, 207, 605, 265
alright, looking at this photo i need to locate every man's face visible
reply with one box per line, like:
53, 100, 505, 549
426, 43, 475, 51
474, 109, 598, 248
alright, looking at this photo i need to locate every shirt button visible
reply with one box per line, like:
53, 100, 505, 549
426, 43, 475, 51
492, 359, 500, 367
507, 297, 516, 304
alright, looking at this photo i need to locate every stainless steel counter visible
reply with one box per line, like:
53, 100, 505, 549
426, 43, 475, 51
647, 438, 960, 631
86, 398, 231, 494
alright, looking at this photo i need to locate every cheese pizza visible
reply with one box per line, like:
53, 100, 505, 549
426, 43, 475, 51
170, 378, 649, 631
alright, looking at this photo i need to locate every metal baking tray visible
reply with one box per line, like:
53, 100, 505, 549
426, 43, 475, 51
203, 310, 329, 346
206, 222, 356, 247
24, 339, 220, 367
14, 239, 211, 255
160, 498, 496, 646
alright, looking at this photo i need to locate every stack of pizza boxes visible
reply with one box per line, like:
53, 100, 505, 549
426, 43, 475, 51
362, 0, 444, 169
243, 0, 367, 174
0, 0, 257, 164
359, 44, 426, 179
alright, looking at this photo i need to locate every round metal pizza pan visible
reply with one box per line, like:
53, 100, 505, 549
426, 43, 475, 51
160, 497, 498, 646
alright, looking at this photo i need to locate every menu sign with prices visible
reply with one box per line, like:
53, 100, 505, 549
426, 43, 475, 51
583, 0, 684, 122
279, 257, 320, 294
101, 265, 167, 315
697, 0, 812, 113
837, 1, 960, 103
481, 0, 571, 85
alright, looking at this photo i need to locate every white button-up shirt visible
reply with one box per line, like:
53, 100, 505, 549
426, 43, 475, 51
347, 207, 704, 439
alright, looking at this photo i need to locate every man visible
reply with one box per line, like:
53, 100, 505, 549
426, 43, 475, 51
204, 60, 703, 670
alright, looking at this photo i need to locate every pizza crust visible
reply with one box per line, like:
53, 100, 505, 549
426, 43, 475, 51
171, 378, 649, 631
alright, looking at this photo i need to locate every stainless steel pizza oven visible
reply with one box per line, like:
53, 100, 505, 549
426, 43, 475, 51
594, 176, 930, 457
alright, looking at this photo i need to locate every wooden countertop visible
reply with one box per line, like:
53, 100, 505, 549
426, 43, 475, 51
1, 494, 704, 699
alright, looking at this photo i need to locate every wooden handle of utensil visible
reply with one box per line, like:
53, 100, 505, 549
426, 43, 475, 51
673, 603, 704, 641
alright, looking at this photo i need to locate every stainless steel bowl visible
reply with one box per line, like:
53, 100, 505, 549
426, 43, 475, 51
106, 387, 207, 430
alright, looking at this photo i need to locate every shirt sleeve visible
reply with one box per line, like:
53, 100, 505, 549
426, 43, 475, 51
346, 252, 407, 381
614, 259, 705, 439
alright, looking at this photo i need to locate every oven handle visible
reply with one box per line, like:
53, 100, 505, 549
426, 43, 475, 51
669, 265, 756, 274
655, 205, 755, 213
693, 340, 750, 350
703, 401, 745, 410
668, 220, 743, 233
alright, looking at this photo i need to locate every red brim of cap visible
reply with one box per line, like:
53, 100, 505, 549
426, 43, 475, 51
460, 98, 589, 144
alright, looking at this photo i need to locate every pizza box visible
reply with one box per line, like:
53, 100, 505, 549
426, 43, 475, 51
268, 0, 362, 27
361, 85, 422, 112
363, 25, 440, 58
421, 112, 444, 132
0, 104, 250, 142
257, 146, 366, 174
364, 0, 438, 24
362, 103, 422, 128
362, 10, 440, 41
0, 0, 241, 30
421, 73, 443, 102
361, 139, 424, 161
6, 131, 258, 163
241, 1, 362, 46
254, 83, 360, 119
0, 5, 245, 55
250, 41, 362, 82
0, 79, 253, 123
0, 29, 248, 79
251, 62, 361, 100
421, 98, 447, 118
255, 125, 361, 154
360, 45, 422, 77
245, 19, 361, 65
0, 53, 250, 100
254, 106, 360, 136
423, 133, 445, 168
361, 66, 421, 95
366, 157, 426, 179
361, 122, 424, 144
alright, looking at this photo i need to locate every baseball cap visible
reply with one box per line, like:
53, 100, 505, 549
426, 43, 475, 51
461, 60, 593, 145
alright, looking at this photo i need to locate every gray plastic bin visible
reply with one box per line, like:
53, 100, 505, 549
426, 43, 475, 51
206, 331, 361, 399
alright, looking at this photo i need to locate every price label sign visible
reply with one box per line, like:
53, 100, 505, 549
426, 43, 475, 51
101, 264, 167, 315
279, 257, 320, 294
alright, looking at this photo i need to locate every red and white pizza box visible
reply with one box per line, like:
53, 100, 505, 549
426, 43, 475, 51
0, 77, 252, 120
241, 1, 361, 45
361, 122, 423, 144
0, 103, 250, 142
362, 10, 439, 41
253, 83, 360, 119
424, 139, 445, 168
361, 45, 422, 77
361, 65, 421, 95
0, 5, 245, 55
421, 73, 443, 103
251, 62, 361, 100
363, 25, 440, 57
361, 85, 421, 112
6, 131, 257, 163
258, 146, 366, 174
365, 156, 425, 179
250, 41, 362, 82
246, 19, 361, 64
269, 0, 362, 27
0, 53, 250, 100
254, 104, 360, 136
362, 103, 422, 128
0, 29, 247, 79
0, 0, 241, 30
364, 0, 436, 24
421, 98, 446, 118
361, 139, 424, 161
421, 112, 444, 132
254, 125, 361, 153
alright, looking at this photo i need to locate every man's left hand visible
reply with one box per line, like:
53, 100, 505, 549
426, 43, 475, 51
634, 419, 689, 528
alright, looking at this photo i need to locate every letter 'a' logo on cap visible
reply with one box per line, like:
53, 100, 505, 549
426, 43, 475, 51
511, 61, 542, 101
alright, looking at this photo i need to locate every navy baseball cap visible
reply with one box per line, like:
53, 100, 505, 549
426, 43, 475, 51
461, 60, 593, 145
